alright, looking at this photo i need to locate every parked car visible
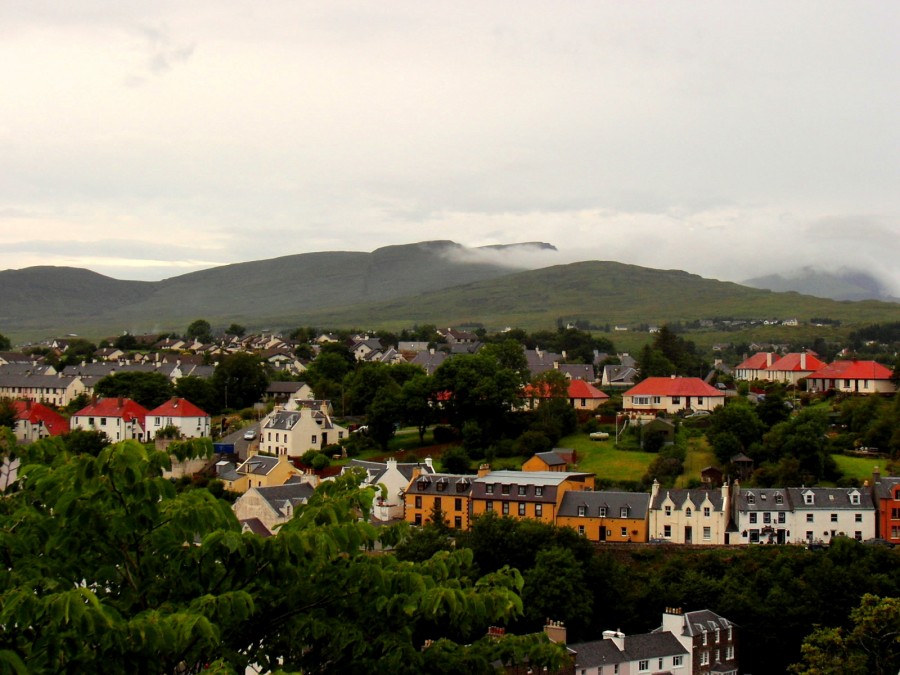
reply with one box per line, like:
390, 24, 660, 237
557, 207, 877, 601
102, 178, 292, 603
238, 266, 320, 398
685, 410, 711, 419
243, 428, 257, 440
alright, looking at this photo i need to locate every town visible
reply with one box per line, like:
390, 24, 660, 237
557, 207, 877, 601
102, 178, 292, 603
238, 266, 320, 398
1, 321, 898, 674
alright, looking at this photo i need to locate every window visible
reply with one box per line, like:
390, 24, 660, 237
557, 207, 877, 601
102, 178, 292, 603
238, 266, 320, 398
535, 504, 543, 517
155, 417, 161, 425
855, 513, 862, 522
893, 508, 900, 519
436, 482, 446, 492
578, 525, 585, 535
414, 496, 422, 509
850, 493, 860, 505
518, 485, 526, 496
804, 492, 814, 505
673, 655, 683, 666
727, 626, 732, 641
311, 435, 317, 444
763, 512, 771, 524
715, 628, 720, 643
502, 501, 509, 515
686, 507, 692, 517
672, 396, 681, 405
726, 645, 734, 659
658, 658, 663, 670
830, 513, 838, 522
486, 484, 494, 495
747, 494, 755, 505
100, 418, 106, 426
665, 505, 672, 516
621, 527, 628, 537
704, 507, 711, 517
577, 505, 586, 517
485, 501, 493, 512
598, 507, 607, 517
414, 514, 422, 526
454, 516, 462, 529
519, 503, 526, 516
806, 530, 814, 540
535, 486, 543, 496
638, 660, 649, 672
501, 484, 510, 496
697, 397, 704, 404
664, 525, 672, 538
749, 513, 757, 524
703, 526, 711, 540
455, 498, 462, 511
703, 631, 708, 645
620, 507, 629, 518
434, 497, 442, 509
855, 531, 862, 541
778, 512, 786, 524
775, 493, 784, 505
806, 513, 814, 523
701, 650, 710, 665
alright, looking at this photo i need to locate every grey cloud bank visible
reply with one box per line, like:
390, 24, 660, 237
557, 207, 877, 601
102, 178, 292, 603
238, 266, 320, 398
1, 2, 897, 294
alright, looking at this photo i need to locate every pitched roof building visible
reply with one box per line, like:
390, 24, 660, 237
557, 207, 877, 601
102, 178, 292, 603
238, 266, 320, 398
70, 397, 150, 442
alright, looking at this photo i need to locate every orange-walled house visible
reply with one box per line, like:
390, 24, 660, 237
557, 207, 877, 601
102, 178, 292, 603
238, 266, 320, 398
217, 452, 298, 494
403, 472, 474, 530
522, 448, 577, 473
469, 469, 595, 525
872, 470, 900, 545
557, 490, 651, 542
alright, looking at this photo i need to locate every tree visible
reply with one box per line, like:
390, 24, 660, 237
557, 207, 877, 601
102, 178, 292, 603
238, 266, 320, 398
521, 547, 593, 637
185, 318, 213, 342
790, 594, 900, 675
0, 332, 11, 351
401, 373, 435, 444
440, 446, 472, 474
212, 352, 269, 410
0, 439, 564, 673
94, 371, 175, 409
708, 398, 765, 464
174, 375, 219, 416
113, 333, 138, 351
225, 323, 246, 338
0, 397, 16, 430
366, 384, 403, 451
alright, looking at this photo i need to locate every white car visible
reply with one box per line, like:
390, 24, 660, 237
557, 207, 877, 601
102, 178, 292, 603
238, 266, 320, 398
243, 429, 257, 440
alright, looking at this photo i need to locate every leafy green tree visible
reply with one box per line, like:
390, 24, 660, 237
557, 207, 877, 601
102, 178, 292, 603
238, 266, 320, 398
637, 343, 676, 378
0, 332, 11, 351
212, 352, 269, 410
401, 373, 435, 444
790, 594, 900, 675
57, 338, 97, 368
225, 323, 246, 338
521, 547, 593, 638
0, 439, 565, 673
760, 408, 837, 484
113, 333, 138, 351
440, 446, 472, 474
708, 398, 765, 464
94, 371, 175, 408
185, 318, 213, 342
756, 391, 791, 427
174, 375, 219, 415
343, 362, 395, 416
0, 397, 16, 430
366, 384, 403, 451
63, 428, 110, 456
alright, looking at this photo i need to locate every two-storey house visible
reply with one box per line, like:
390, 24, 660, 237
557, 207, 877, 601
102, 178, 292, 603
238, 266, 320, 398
786, 486, 875, 544
557, 490, 651, 542
871, 469, 900, 544
147, 397, 211, 439
403, 472, 473, 530
469, 469, 595, 525
70, 397, 150, 442
259, 403, 348, 458
660, 607, 739, 675
649, 481, 732, 544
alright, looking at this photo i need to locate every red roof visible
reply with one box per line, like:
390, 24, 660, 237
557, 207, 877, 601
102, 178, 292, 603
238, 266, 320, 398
624, 377, 722, 398
71, 398, 150, 425
13, 401, 69, 436
809, 360, 894, 381
147, 397, 209, 418
766, 352, 825, 373
734, 352, 775, 370
566, 380, 609, 400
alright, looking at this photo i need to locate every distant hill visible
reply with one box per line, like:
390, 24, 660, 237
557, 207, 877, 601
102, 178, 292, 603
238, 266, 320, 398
2, 243, 899, 343
743, 268, 899, 302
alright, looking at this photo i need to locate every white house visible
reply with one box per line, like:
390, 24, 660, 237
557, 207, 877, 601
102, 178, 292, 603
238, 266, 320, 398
232, 481, 317, 536
343, 457, 435, 522
649, 481, 732, 545
147, 397, 211, 439
70, 397, 150, 442
806, 360, 897, 395
785, 486, 875, 545
623, 377, 725, 418
259, 403, 348, 458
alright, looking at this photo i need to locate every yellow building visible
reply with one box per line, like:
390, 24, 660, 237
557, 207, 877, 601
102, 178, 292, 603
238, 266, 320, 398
469, 469, 595, 525
522, 448, 576, 473
217, 452, 298, 493
556, 491, 651, 542
402, 472, 474, 530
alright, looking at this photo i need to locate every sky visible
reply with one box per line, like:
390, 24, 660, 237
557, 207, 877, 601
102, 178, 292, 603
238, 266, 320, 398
1, 1, 898, 293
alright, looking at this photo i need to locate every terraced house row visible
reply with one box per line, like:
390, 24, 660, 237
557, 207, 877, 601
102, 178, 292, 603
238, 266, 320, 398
401, 450, 900, 547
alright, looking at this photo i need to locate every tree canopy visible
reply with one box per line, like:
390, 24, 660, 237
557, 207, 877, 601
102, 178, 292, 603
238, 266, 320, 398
93, 371, 175, 409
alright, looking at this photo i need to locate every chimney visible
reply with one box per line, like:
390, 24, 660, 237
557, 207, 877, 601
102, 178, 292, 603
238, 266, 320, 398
766, 352, 774, 367
602, 629, 625, 650
662, 607, 684, 635
424, 456, 433, 470
117, 396, 124, 408
800, 352, 807, 370
544, 619, 567, 645
873, 466, 881, 487
477, 463, 492, 477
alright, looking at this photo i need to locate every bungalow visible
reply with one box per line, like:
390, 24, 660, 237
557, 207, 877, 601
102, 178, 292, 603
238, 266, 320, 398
522, 379, 610, 411
556, 490, 651, 542
70, 397, 150, 442
733, 352, 777, 381
764, 351, 826, 385
146, 397, 211, 439
622, 377, 724, 418
806, 360, 896, 395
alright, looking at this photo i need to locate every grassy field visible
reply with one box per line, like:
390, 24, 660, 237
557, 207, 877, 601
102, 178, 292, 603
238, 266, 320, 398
833, 454, 884, 482
558, 433, 656, 482
678, 437, 717, 488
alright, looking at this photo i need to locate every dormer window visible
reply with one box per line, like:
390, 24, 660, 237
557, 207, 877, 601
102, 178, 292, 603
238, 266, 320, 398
849, 492, 860, 505
486, 484, 494, 495
598, 507, 607, 517
746, 493, 755, 505
620, 507, 629, 518
501, 484, 511, 496
577, 505, 587, 517
665, 505, 672, 516
804, 492, 814, 505
775, 494, 784, 505
686, 507, 693, 517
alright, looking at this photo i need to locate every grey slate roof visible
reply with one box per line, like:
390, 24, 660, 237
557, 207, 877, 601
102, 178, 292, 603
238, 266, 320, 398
409, 473, 474, 496
534, 451, 567, 467
734, 488, 791, 511
874, 476, 900, 500
558, 363, 595, 381
568, 639, 626, 669
785, 486, 872, 510
558, 491, 651, 519
254, 482, 314, 510
652, 488, 725, 512
623, 631, 688, 660
680, 609, 735, 637
240, 518, 272, 537
238, 455, 280, 476
346, 459, 435, 484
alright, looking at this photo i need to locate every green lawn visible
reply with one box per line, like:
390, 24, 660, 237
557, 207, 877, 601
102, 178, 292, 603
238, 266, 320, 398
833, 454, 884, 482
677, 437, 717, 488
558, 433, 656, 482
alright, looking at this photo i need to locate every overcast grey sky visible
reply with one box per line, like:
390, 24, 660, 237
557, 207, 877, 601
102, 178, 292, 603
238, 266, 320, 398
2, 1, 898, 292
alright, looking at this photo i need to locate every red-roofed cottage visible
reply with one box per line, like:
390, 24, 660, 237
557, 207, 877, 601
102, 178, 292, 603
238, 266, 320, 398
523, 380, 611, 411
70, 397, 150, 441
733, 352, 777, 381
622, 377, 725, 418
806, 360, 896, 395
764, 351, 826, 385
12, 400, 69, 443
147, 397, 212, 438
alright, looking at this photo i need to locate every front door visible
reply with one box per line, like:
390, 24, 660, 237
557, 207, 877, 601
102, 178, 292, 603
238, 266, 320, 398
685, 526, 693, 543
599, 526, 607, 542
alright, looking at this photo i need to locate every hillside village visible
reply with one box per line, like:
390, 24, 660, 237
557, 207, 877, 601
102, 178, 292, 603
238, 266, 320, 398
1, 321, 899, 674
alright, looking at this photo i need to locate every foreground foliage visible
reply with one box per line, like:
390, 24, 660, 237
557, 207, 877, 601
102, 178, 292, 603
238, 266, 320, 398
0, 438, 564, 674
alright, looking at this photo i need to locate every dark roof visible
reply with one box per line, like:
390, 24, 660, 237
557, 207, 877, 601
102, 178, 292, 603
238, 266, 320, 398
254, 482, 315, 510
239, 455, 280, 476
534, 451, 567, 467
652, 488, 725, 512
559, 491, 651, 519
623, 631, 688, 660
681, 609, 735, 637
568, 640, 626, 669
240, 518, 272, 537
734, 487, 791, 511
874, 476, 900, 500
410, 473, 473, 496
786, 486, 872, 510
346, 459, 435, 484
